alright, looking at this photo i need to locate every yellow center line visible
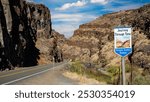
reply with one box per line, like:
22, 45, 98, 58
0, 66, 48, 78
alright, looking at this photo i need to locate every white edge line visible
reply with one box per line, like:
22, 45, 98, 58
2, 63, 67, 85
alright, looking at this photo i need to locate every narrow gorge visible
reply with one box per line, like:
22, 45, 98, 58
0, 0, 150, 83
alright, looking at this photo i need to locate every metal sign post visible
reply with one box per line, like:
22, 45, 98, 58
122, 57, 126, 85
114, 27, 132, 85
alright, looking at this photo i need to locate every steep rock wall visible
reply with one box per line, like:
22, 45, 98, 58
0, 0, 62, 70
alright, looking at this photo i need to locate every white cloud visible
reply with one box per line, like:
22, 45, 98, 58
52, 14, 83, 22
52, 13, 97, 37
90, 0, 109, 5
25, 0, 34, 2
52, 13, 96, 22
56, 0, 87, 11
52, 14, 83, 19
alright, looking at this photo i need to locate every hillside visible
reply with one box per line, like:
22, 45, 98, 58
62, 4, 150, 69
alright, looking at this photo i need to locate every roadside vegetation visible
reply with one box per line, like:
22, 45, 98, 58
67, 61, 111, 84
67, 61, 150, 85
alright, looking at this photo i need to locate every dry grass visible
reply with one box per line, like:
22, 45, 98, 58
63, 71, 106, 85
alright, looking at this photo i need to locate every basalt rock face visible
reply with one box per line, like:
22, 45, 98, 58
50, 30, 65, 62
0, 0, 62, 70
63, 4, 150, 68
37, 29, 64, 64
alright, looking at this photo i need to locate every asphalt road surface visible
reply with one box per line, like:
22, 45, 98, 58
0, 62, 68, 85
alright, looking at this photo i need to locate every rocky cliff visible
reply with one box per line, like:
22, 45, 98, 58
62, 4, 150, 69
0, 0, 63, 70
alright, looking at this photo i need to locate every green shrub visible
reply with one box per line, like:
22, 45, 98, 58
68, 61, 111, 84
125, 64, 131, 73
69, 61, 85, 75
133, 75, 150, 85
107, 66, 120, 76
86, 69, 111, 84
106, 66, 122, 84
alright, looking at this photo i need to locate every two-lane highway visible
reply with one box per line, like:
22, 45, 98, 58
0, 62, 67, 85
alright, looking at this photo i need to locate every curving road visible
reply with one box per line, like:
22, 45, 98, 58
0, 61, 71, 85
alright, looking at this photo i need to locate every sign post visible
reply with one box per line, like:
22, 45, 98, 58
114, 27, 132, 85
122, 57, 125, 85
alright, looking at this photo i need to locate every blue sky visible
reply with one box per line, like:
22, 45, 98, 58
28, 0, 150, 38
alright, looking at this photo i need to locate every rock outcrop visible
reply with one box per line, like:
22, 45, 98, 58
47, 29, 65, 63
62, 4, 150, 68
0, 0, 63, 70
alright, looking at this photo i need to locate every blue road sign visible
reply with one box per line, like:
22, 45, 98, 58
114, 27, 132, 57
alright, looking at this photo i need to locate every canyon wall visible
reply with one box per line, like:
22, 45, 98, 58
62, 4, 150, 68
0, 0, 62, 70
